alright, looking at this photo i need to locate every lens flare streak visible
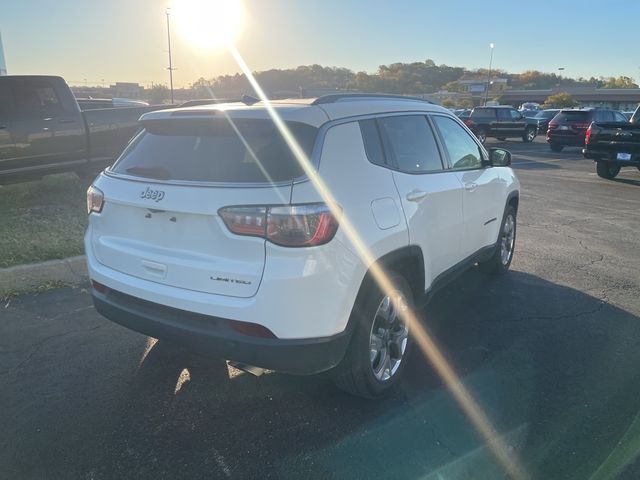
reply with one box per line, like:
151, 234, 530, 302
227, 43, 529, 480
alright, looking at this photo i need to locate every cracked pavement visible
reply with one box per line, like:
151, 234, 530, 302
1, 138, 640, 479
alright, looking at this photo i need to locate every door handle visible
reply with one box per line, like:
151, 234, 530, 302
406, 189, 428, 202
464, 182, 478, 191
58, 119, 76, 124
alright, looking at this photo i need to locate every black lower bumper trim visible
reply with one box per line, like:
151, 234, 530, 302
92, 287, 352, 375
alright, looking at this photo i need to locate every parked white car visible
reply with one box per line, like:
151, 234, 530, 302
85, 94, 520, 398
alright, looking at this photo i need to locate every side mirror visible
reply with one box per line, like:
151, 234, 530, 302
488, 147, 512, 167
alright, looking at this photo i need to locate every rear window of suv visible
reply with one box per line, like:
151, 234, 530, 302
554, 111, 591, 123
111, 118, 317, 183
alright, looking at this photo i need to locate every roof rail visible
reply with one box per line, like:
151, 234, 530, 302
312, 93, 433, 105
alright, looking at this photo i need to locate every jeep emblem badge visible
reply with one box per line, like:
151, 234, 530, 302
140, 186, 165, 202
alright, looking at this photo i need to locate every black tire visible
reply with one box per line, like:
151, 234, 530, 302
596, 161, 620, 179
522, 127, 536, 143
496, 137, 506, 141
475, 128, 487, 144
333, 272, 414, 398
550, 144, 564, 152
478, 205, 516, 275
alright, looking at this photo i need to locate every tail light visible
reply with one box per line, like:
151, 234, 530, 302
86, 185, 104, 214
464, 119, 475, 127
585, 125, 593, 144
572, 122, 590, 130
548, 122, 558, 129
219, 203, 340, 247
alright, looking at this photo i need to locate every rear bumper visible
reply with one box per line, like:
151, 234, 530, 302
547, 133, 585, 147
583, 149, 640, 166
93, 286, 352, 375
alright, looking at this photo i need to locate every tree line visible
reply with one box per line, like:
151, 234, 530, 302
145, 59, 638, 103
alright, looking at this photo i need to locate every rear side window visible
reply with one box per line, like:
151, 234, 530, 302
112, 119, 317, 183
359, 119, 385, 166
555, 111, 590, 123
11, 79, 64, 118
432, 116, 484, 170
471, 108, 496, 119
594, 111, 613, 122
377, 115, 443, 173
613, 112, 628, 122
536, 110, 558, 119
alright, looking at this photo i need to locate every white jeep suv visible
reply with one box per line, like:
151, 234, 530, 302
85, 94, 519, 398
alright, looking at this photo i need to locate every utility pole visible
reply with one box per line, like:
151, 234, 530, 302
484, 43, 494, 106
166, 8, 175, 104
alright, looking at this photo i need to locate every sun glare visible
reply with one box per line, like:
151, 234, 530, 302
172, 0, 244, 50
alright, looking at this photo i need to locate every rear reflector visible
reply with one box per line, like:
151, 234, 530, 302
229, 320, 277, 339
92, 280, 109, 293
219, 203, 340, 247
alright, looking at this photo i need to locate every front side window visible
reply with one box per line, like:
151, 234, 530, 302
377, 115, 443, 173
509, 109, 522, 120
432, 116, 484, 170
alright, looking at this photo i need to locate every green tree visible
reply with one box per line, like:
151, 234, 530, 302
146, 83, 170, 104
441, 98, 455, 108
458, 98, 474, 109
542, 92, 577, 109
191, 77, 215, 98
601, 76, 639, 89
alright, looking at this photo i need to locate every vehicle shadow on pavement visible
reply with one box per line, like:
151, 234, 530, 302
89, 269, 640, 480
610, 176, 640, 187
3, 270, 640, 480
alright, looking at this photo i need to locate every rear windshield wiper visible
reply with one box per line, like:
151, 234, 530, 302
125, 166, 171, 180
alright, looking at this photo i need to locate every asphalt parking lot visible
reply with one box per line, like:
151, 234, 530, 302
2, 137, 640, 480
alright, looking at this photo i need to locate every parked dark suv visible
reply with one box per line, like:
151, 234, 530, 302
463, 106, 538, 144
546, 108, 628, 152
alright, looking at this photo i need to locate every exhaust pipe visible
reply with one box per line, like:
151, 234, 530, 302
228, 361, 267, 377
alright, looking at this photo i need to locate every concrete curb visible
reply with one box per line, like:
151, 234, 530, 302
0, 255, 88, 295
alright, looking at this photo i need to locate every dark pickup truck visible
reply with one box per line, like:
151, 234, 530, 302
583, 106, 640, 179
463, 106, 539, 144
0, 75, 169, 184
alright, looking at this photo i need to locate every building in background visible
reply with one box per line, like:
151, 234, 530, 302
0, 32, 7, 75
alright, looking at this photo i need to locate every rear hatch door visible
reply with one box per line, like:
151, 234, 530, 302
549, 111, 592, 137
90, 115, 317, 298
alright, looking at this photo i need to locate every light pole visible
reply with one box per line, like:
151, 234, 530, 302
166, 8, 175, 104
557, 67, 565, 91
484, 43, 494, 106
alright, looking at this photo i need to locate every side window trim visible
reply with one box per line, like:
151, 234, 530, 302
359, 118, 389, 168
375, 114, 446, 175
425, 114, 452, 170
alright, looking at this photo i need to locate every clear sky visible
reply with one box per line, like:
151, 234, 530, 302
2, 0, 639, 88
